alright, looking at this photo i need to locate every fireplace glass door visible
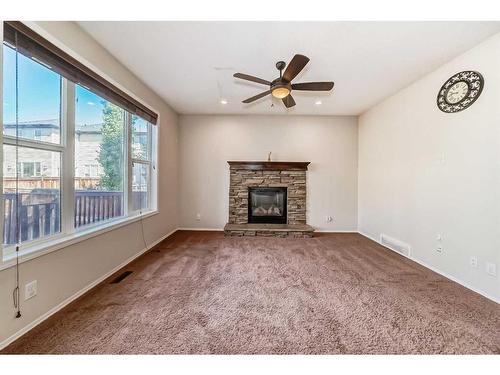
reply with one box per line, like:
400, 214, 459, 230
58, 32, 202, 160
248, 187, 287, 224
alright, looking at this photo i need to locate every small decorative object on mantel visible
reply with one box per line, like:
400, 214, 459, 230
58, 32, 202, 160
268, 152, 272, 162
437, 71, 484, 113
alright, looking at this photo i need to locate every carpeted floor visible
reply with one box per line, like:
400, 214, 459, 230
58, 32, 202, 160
2, 231, 499, 354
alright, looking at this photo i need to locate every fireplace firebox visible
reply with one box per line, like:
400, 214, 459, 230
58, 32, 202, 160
248, 187, 287, 224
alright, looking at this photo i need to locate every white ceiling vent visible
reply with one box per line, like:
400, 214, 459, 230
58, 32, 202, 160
380, 234, 411, 257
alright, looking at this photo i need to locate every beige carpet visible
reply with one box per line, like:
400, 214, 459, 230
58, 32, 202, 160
2, 231, 499, 354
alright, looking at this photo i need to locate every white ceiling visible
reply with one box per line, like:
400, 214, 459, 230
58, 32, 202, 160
78, 21, 500, 115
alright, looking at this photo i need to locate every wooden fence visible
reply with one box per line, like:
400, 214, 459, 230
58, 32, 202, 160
3, 177, 101, 191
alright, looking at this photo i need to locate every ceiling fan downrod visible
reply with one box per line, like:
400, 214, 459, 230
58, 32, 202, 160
276, 61, 286, 79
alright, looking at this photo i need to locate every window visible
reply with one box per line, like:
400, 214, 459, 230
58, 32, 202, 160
34, 129, 42, 141
1, 22, 158, 261
3, 146, 61, 248
20, 162, 42, 177
74, 85, 125, 229
2, 44, 61, 144
131, 115, 152, 212
83, 164, 101, 178
2, 44, 63, 253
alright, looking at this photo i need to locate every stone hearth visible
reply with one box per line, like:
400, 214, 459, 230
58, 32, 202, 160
225, 161, 314, 237
224, 223, 314, 238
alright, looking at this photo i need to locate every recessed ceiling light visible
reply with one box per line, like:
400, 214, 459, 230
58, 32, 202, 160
315, 100, 322, 106
220, 99, 228, 105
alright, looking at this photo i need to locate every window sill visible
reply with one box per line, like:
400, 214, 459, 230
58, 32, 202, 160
0, 210, 159, 271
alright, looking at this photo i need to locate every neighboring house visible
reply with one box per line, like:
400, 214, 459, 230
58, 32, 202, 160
74, 122, 105, 183
3, 120, 62, 193
3, 119, 147, 192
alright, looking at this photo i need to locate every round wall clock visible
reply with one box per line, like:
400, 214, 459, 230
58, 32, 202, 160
437, 71, 484, 113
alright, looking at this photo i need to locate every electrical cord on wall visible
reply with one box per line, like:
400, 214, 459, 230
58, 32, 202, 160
13, 246, 21, 318
137, 162, 152, 253
139, 209, 148, 252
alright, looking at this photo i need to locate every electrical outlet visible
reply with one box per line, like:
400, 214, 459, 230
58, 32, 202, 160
25, 280, 37, 300
196, 213, 201, 221
486, 262, 497, 277
325, 216, 333, 223
470, 256, 478, 268
436, 246, 443, 253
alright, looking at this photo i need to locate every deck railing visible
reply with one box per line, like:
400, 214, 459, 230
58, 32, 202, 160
3, 193, 59, 244
74, 191, 123, 228
2, 190, 136, 245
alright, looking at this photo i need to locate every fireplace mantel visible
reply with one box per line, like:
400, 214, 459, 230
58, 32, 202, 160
227, 161, 310, 171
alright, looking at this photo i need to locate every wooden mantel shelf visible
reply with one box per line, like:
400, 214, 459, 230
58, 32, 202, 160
227, 161, 310, 171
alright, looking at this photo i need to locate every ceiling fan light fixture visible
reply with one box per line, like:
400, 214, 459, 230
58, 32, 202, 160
271, 86, 290, 99
233, 54, 334, 108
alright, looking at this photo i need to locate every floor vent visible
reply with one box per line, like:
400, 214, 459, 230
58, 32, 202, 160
110, 271, 133, 284
380, 234, 411, 257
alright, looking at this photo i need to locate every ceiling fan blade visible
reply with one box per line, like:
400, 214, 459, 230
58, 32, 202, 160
282, 54, 310, 82
234, 73, 271, 86
242, 90, 272, 103
292, 82, 334, 91
282, 95, 296, 108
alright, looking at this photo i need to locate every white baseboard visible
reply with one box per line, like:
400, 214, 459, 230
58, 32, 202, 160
358, 230, 500, 304
0, 228, 179, 351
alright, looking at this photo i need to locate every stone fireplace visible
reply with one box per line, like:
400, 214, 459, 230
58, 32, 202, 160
224, 161, 314, 237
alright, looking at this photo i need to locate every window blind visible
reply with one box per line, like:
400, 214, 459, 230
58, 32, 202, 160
3, 21, 158, 125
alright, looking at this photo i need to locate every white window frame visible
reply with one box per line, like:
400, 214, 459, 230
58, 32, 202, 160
33, 129, 42, 141
129, 116, 152, 214
1, 74, 67, 257
0, 29, 159, 266
19, 161, 42, 177
72, 85, 129, 233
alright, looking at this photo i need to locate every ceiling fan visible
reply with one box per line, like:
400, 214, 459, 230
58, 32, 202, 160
233, 54, 334, 108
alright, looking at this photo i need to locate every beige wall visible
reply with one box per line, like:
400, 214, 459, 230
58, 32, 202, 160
0, 22, 179, 346
178, 115, 358, 231
358, 33, 500, 301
